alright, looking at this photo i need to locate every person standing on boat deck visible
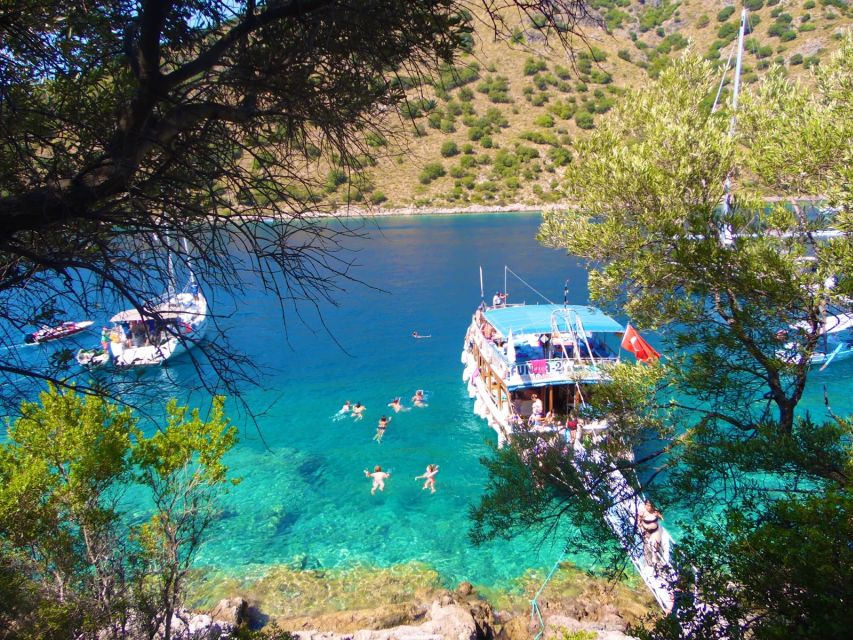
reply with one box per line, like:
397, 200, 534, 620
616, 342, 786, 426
415, 464, 440, 493
374, 415, 391, 442
412, 390, 428, 407
352, 402, 365, 420
364, 465, 391, 495
637, 499, 665, 571
565, 411, 579, 444
100, 326, 110, 355
492, 291, 507, 307
538, 333, 551, 359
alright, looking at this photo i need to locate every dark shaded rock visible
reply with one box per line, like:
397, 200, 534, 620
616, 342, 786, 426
210, 597, 248, 626
456, 581, 475, 597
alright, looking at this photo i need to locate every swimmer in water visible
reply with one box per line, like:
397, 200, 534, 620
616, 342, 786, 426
340, 400, 351, 414
412, 390, 428, 407
364, 465, 391, 495
388, 397, 405, 413
412, 331, 431, 339
352, 402, 366, 420
415, 464, 440, 493
373, 415, 391, 443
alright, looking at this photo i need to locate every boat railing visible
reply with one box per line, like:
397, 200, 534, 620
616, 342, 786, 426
469, 320, 618, 384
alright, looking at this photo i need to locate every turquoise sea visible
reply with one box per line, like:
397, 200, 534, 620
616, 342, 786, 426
8, 212, 852, 604
188, 213, 590, 590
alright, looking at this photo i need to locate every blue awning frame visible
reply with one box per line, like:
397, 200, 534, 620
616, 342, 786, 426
483, 304, 624, 337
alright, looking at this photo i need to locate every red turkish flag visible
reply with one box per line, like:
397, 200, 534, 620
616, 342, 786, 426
620, 324, 660, 363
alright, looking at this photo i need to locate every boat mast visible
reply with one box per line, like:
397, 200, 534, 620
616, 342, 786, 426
720, 8, 748, 245
729, 8, 747, 136
181, 237, 197, 287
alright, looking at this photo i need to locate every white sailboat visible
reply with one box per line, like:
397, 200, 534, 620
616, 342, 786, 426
77, 240, 208, 368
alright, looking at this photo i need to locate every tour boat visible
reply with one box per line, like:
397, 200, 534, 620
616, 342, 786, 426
460, 295, 676, 612
76, 283, 208, 369
24, 320, 93, 344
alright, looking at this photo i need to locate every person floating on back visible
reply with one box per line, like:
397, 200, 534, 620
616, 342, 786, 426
364, 465, 391, 495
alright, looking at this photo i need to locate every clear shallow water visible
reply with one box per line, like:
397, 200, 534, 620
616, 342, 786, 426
8, 212, 852, 596
178, 213, 592, 590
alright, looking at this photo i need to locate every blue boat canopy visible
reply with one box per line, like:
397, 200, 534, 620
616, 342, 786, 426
483, 304, 623, 337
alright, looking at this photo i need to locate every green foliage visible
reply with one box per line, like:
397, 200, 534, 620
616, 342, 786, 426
418, 162, 446, 184
477, 75, 512, 103
657, 33, 689, 55
432, 61, 480, 92
364, 131, 387, 148
534, 114, 555, 128
617, 49, 631, 62
547, 146, 572, 166
744, 0, 765, 10
605, 8, 630, 31
518, 130, 559, 146
574, 111, 595, 129
440, 141, 459, 157
523, 57, 548, 75
696, 14, 710, 28
589, 69, 612, 84
717, 6, 736, 22
0, 387, 237, 639
639, 1, 680, 32
370, 190, 387, 205
548, 99, 577, 120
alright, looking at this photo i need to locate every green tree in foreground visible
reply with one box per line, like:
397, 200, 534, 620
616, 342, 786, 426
0, 387, 237, 640
475, 41, 853, 638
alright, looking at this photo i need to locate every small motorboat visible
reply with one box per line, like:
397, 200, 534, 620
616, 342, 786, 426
24, 320, 94, 344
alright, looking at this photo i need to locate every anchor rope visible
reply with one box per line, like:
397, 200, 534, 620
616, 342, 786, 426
505, 266, 555, 305
530, 553, 564, 640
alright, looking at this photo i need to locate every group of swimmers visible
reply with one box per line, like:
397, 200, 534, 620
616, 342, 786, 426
339, 391, 437, 495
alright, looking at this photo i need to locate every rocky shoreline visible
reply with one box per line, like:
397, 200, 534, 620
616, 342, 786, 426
181, 575, 649, 640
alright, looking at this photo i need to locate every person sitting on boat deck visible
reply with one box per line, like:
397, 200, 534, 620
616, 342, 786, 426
637, 499, 665, 571
130, 321, 147, 347
412, 390, 428, 407
492, 291, 507, 307
528, 412, 543, 430
352, 402, 366, 420
388, 397, 405, 413
374, 415, 391, 442
364, 465, 391, 495
415, 464, 440, 494
481, 322, 495, 341
530, 393, 543, 418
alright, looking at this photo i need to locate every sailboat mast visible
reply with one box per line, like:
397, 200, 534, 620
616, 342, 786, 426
720, 8, 748, 244
181, 237, 197, 286
729, 8, 748, 136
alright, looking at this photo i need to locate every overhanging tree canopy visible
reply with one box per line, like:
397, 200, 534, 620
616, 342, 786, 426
0, 0, 596, 409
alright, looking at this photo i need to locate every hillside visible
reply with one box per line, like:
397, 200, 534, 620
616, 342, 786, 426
303, 1, 852, 211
